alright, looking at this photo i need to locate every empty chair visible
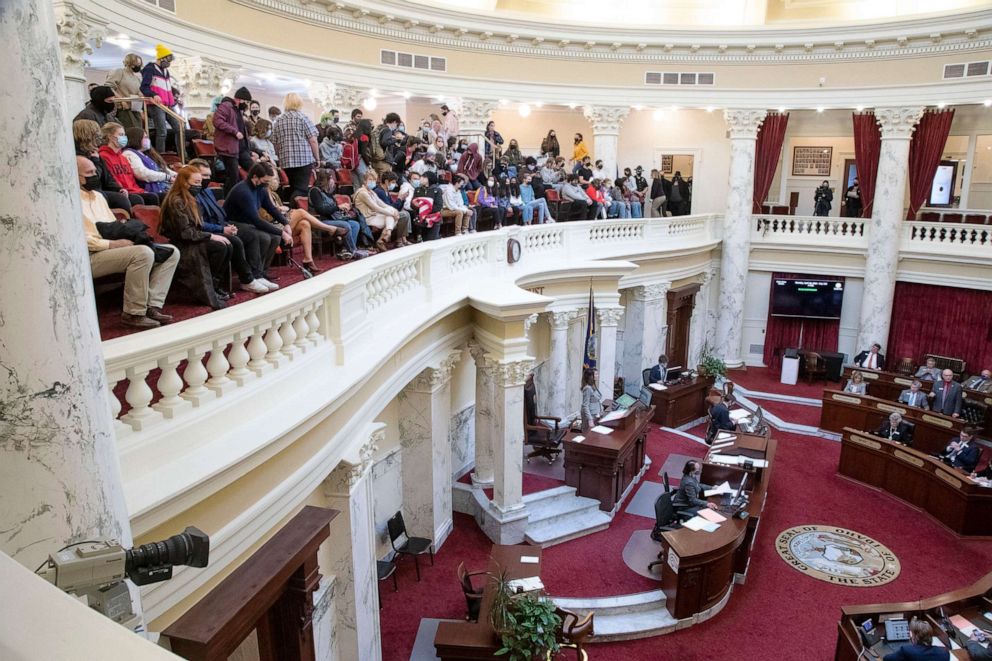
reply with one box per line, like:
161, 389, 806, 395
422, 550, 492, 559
191, 139, 216, 158
386, 512, 434, 581
457, 561, 486, 622
803, 351, 828, 384
895, 357, 915, 375
555, 607, 594, 660
642, 368, 653, 387
525, 414, 567, 463
376, 559, 398, 608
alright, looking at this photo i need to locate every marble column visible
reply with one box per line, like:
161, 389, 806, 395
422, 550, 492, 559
323, 429, 381, 661
459, 97, 498, 153
169, 56, 240, 118
621, 284, 670, 394
0, 0, 134, 579
597, 307, 624, 397
468, 341, 495, 487
583, 105, 630, 178
688, 270, 715, 367
398, 350, 461, 549
546, 310, 576, 419
53, 1, 107, 114
490, 359, 534, 515
715, 109, 766, 369
856, 107, 924, 353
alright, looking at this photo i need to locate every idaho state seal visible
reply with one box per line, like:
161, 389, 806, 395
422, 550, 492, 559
775, 525, 900, 587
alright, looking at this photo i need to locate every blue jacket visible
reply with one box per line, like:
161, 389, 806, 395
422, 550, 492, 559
883, 643, 949, 661
374, 185, 403, 211
194, 188, 228, 234
224, 180, 286, 236
649, 363, 668, 383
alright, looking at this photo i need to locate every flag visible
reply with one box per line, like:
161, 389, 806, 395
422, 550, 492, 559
583, 287, 597, 371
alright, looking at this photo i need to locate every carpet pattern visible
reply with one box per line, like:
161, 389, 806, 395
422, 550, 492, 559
775, 525, 901, 587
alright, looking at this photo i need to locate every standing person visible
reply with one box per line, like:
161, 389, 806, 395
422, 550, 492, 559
440, 103, 459, 142
273, 92, 320, 201
580, 368, 605, 433
483, 121, 504, 167
845, 179, 862, 217
105, 54, 144, 129
74, 85, 118, 126
814, 180, 833, 216
541, 130, 560, 159
503, 139, 523, 169
140, 44, 182, 153
160, 166, 232, 309
456, 143, 484, 190
572, 133, 589, 165
212, 88, 255, 196
648, 169, 667, 217
929, 369, 964, 418
368, 112, 406, 176
670, 171, 689, 215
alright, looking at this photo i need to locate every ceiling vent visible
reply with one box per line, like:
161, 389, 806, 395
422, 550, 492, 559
646, 71, 715, 86
966, 61, 990, 77
943, 63, 966, 79
143, 0, 175, 11
380, 49, 446, 73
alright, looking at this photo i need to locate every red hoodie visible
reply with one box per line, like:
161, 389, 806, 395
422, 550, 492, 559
585, 184, 605, 204
98, 144, 143, 194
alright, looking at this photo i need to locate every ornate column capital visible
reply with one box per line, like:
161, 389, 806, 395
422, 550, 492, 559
874, 107, 925, 139
596, 306, 624, 327
494, 359, 534, 388
582, 105, 630, 135
632, 282, 671, 302
170, 56, 240, 112
460, 98, 498, 132
523, 313, 540, 334
324, 427, 382, 493
53, 1, 107, 80
723, 109, 766, 140
407, 350, 462, 393
307, 82, 337, 112
548, 309, 578, 331
332, 84, 367, 112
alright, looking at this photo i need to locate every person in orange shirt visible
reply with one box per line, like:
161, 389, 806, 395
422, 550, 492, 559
572, 132, 590, 164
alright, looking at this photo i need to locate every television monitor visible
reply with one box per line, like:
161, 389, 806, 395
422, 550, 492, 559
615, 393, 636, 410
638, 387, 653, 408
770, 278, 844, 319
664, 365, 683, 382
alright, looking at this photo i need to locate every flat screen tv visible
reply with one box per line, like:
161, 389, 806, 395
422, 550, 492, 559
770, 278, 844, 319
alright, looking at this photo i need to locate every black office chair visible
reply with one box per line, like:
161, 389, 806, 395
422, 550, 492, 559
387, 512, 434, 581
648, 491, 693, 543
525, 410, 568, 464
662, 471, 672, 494
642, 368, 654, 387
376, 559, 398, 609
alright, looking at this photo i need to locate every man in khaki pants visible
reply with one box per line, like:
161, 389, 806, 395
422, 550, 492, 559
77, 156, 178, 329
441, 174, 474, 235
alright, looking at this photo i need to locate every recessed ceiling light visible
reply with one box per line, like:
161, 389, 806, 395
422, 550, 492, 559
534, 101, 543, 108
856, 105, 864, 112
936, 102, 947, 109
518, 103, 532, 117
652, 109, 664, 121
984, 99, 992, 107
816, 107, 825, 113
567, 103, 577, 109
705, 106, 716, 113
363, 97, 378, 111
778, 106, 787, 113
498, 99, 509, 106
368, 88, 379, 98
632, 104, 644, 111
401, 91, 411, 99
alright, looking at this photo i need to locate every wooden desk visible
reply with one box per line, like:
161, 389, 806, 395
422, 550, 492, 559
841, 366, 933, 402
434, 545, 542, 660
649, 376, 714, 427
657, 436, 776, 620
836, 571, 992, 661
820, 389, 965, 455
838, 427, 992, 537
563, 406, 653, 512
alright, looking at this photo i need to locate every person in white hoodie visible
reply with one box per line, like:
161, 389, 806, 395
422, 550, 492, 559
440, 174, 474, 235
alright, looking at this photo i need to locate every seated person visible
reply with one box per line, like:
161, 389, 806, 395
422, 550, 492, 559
224, 162, 290, 288
560, 174, 598, 220
939, 428, 981, 473
439, 173, 474, 237
963, 369, 992, 393
843, 370, 868, 395
73, 119, 142, 212
671, 460, 717, 514
928, 369, 963, 418
914, 357, 941, 382
98, 121, 160, 205
374, 171, 412, 247
160, 166, 232, 310
250, 119, 278, 164
411, 171, 445, 243
122, 127, 176, 196
874, 412, 914, 446
649, 354, 669, 384
898, 380, 929, 409
356, 170, 402, 250
308, 169, 368, 260
882, 619, 948, 661
259, 175, 347, 274
706, 394, 736, 444
970, 459, 992, 481
854, 343, 885, 371
77, 155, 178, 328
965, 631, 992, 661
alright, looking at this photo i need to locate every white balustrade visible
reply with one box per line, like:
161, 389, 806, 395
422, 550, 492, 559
206, 340, 235, 395
751, 214, 867, 248
153, 355, 191, 418
902, 220, 992, 254
523, 227, 563, 252
588, 221, 644, 242
181, 349, 213, 407
365, 255, 423, 311
449, 240, 488, 271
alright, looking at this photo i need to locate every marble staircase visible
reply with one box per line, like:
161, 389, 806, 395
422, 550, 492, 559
522, 486, 611, 547
552, 590, 678, 641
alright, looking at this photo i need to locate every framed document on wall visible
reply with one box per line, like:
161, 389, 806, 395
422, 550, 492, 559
792, 146, 833, 176
661, 154, 674, 174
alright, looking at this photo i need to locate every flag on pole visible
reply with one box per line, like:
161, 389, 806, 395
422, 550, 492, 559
583, 287, 597, 371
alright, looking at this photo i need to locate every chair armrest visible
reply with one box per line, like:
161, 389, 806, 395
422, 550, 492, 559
534, 415, 561, 430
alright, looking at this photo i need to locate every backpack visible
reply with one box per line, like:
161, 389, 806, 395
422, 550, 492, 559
369, 124, 388, 163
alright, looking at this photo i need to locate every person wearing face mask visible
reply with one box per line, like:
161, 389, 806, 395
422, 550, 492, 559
814, 180, 833, 217
212, 87, 256, 196
373, 172, 412, 246
74, 85, 118, 126
520, 175, 554, 224
475, 178, 506, 230
354, 171, 400, 251
572, 133, 590, 166
250, 119, 278, 164
456, 143, 484, 190
440, 104, 459, 142
439, 174, 474, 236
139, 44, 183, 153
258, 175, 343, 273
247, 100, 262, 132
98, 122, 161, 205
591, 159, 607, 182
160, 166, 233, 309
122, 126, 176, 196
541, 130, 560, 158
225, 162, 290, 285
105, 54, 144, 129
411, 171, 444, 242
307, 169, 368, 260
318, 126, 343, 170
73, 119, 142, 213
672, 461, 718, 513
503, 139, 523, 168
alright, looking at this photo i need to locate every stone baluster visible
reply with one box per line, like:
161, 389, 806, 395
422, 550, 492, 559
227, 332, 253, 386
154, 354, 192, 418
205, 339, 234, 396
265, 321, 285, 366
280, 315, 299, 359
293, 311, 310, 351
181, 348, 213, 407
247, 325, 271, 376
305, 304, 322, 345
120, 367, 158, 431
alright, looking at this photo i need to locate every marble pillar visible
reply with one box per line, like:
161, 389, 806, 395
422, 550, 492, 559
490, 359, 533, 515
621, 284, 670, 394
597, 307, 624, 397
546, 310, 576, 419
312, 577, 338, 661
468, 341, 495, 486
53, 1, 107, 115
398, 350, 461, 549
169, 56, 240, 118
715, 110, 766, 369
565, 311, 587, 418
323, 430, 381, 661
459, 97, 498, 154
583, 106, 630, 178
688, 270, 715, 367
0, 0, 134, 577
856, 107, 924, 353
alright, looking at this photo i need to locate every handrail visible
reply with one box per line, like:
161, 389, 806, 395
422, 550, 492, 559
113, 95, 187, 163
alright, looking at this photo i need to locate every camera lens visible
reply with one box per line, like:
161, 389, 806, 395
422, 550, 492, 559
125, 526, 209, 586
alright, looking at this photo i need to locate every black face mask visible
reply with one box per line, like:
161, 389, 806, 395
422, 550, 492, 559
82, 174, 102, 191
97, 99, 116, 113
250, 109, 260, 116
189, 185, 203, 196
131, 65, 142, 73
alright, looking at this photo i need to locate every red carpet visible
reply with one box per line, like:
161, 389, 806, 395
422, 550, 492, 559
729, 366, 835, 399
748, 397, 823, 428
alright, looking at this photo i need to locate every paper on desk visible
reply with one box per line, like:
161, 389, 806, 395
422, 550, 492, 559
507, 576, 544, 593
931, 638, 946, 648
648, 383, 667, 391
682, 516, 720, 532
520, 555, 539, 564
591, 425, 613, 434
708, 454, 768, 468
697, 509, 727, 523
716, 432, 735, 441
704, 481, 734, 497
599, 410, 627, 423
729, 409, 752, 421
571, 435, 585, 443
949, 615, 978, 637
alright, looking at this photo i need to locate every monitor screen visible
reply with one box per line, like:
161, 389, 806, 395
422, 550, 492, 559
638, 387, 652, 407
615, 394, 636, 410
664, 365, 683, 382
770, 278, 844, 319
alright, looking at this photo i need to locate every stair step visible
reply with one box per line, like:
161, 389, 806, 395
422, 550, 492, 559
522, 485, 576, 504
524, 510, 611, 547
526, 495, 601, 524
553, 590, 665, 617
587, 607, 678, 642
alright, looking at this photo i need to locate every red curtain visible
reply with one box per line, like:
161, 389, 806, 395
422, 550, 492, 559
906, 109, 955, 220
887, 282, 992, 370
852, 112, 881, 218
763, 272, 843, 370
752, 112, 789, 213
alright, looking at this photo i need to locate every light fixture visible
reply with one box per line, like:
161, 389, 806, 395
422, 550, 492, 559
220, 78, 233, 95
778, 106, 787, 113
936, 102, 947, 109
362, 97, 378, 111
368, 88, 379, 98
534, 101, 544, 108
567, 103, 577, 109
705, 106, 716, 113
518, 103, 531, 117
632, 104, 644, 111
816, 107, 825, 113
670, 105, 680, 112
985, 99, 992, 107
856, 105, 864, 112
401, 91, 411, 99
498, 98, 509, 106
652, 109, 664, 121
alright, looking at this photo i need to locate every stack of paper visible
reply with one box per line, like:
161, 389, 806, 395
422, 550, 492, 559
716, 432, 735, 441
698, 509, 727, 523
648, 383, 667, 391
599, 410, 626, 423
519, 555, 540, 564
708, 454, 768, 468
729, 409, 752, 422
683, 516, 720, 532
571, 435, 585, 443
507, 576, 544, 593
949, 615, 979, 637
591, 425, 613, 434
703, 481, 734, 497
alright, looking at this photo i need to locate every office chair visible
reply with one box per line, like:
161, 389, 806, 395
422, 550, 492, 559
524, 411, 568, 464
662, 471, 671, 494
387, 512, 434, 581
649, 491, 692, 543
555, 607, 594, 660
642, 368, 654, 387
457, 561, 486, 622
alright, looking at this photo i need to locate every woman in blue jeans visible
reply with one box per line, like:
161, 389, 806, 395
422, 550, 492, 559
307, 169, 369, 259
520, 174, 554, 224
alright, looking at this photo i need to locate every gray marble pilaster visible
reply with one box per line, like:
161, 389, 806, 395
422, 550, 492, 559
0, 0, 133, 580
688, 271, 715, 367
490, 359, 533, 515
856, 107, 924, 352
468, 341, 495, 486
715, 109, 766, 368
546, 310, 576, 419
596, 307, 624, 397
621, 284, 669, 394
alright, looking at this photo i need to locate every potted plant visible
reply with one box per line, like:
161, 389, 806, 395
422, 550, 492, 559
495, 592, 562, 661
697, 346, 727, 379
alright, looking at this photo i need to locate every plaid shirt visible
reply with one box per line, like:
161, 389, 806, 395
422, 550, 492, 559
272, 110, 318, 168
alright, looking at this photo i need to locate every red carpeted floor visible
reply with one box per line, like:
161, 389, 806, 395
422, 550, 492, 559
747, 397, 823, 428
729, 366, 836, 399
380, 405, 992, 661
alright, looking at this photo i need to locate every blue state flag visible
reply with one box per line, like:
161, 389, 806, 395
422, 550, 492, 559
583, 288, 597, 371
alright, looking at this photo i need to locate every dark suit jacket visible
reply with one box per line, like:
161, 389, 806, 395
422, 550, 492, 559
898, 389, 930, 410
854, 350, 885, 370
930, 380, 963, 416
649, 363, 667, 383
882, 643, 950, 661
946, 440, 980, 473
965, 640, 992, 660
672, 475, 711, 510
875, 420, 914, 446
710, 402, 735, 431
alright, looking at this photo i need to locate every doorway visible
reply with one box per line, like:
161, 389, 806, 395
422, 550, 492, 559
655, 150, 699, 216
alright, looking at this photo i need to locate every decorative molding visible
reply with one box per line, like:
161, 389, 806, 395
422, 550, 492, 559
494, 359, 534, 388
407, 349, 462, 392
724, 109, 766, 140
632, 282, 672, 301
323, 427, 382, 493
549, 309, 578, 331
583, 105, 630, 135
308, 82, 337, 111
332, 83, 366, 111
169, 56, 240, 112
53, 1, 108, 80
523, 313, 539, 334
875, 106, 926, 139
460, 97, 498, 132
596, 306, 625, 327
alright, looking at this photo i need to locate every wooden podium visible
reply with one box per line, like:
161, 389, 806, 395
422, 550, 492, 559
648, 376, 714, 428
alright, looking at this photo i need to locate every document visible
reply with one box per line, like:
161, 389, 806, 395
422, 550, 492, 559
599, 410, 627, 423
648, 383, 667, 391
507, 576, 544, 592
682, 516, 720, 532
708, 454, 768, 468
949, 615, 978, 637
729, 409, 752, 421
571, 435, 585, 443
520, 555, 540, 564
697, 509, 727, 523
716, 432, 735, 441
591, 425, 613, 434
704, 481, 734, 497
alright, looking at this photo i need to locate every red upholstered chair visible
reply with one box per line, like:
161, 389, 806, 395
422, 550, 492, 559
111, 208, 130, 221
334, 169, 353, 195
160, 152, 182, 168
963, 214, 987, 225
943, 213, 963, 223
188, 117, 206, 132
192, 139, 216, 158
544, 189, 571, 221
131, 205, 168, 243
